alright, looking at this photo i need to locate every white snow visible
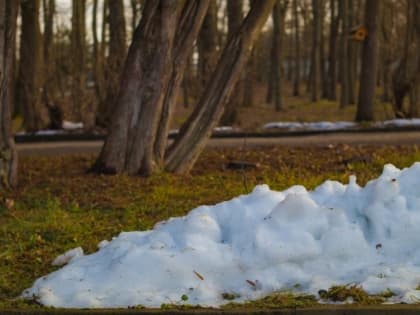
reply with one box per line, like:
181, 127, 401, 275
263, 119, 420, 131
51, 247, 84, 267
62, 121, 84, 130
23, 162, 420, 308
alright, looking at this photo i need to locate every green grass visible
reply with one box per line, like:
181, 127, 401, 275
1, 145, 420, 309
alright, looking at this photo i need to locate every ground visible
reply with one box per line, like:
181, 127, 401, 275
2, 144, 420, 309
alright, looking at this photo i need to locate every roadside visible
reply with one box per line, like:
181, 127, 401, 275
16, 130, 420, 156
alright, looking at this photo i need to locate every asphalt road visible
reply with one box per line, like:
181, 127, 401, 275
16, 131, 420, 157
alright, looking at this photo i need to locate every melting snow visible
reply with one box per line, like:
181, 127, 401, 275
23, 162, 420, 307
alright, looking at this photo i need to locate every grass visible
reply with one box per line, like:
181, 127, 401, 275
1, 144, 420, 309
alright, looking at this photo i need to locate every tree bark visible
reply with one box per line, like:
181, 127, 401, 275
355, 0, 379, 121
197, 0, 218, 88
93, 0, 180, 175
16, 0, 48, 131
310, 0, 321, 102
339, 0, 349, 108
98, 0, 127, 126
220, 0, 243, 125
270, 0, 288, 111
0, 0, 18, 188
92, 0, 106, 111
165, 0, 276, 173
347, 0, 356, 104
153, 0, 210, 165
327, 0, 338, 100
292, 0, 300, 96
42, 0, 62, 129
71, 0, 86, 122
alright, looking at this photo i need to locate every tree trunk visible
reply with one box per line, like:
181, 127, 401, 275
320, 0, 328, 98
93, 0, 181, 175
197, 0, 218, 88
153, 1, 210, 165
347, 0, 356, 104
339, 0, 349, 108
165, 0, 276, 173
71, 0, 86, 122
16, 0, 48, 131
92, 0, 106, 111
355, 0, 379, 121
98, 0, 127, 126
327, 0, 338, 100
270, 0, 288, 111
42, 0, 62, 129
310, 0, 321, 102
0, 0, 18, 188
292, 0, 300, 96
220, 0, 243, 125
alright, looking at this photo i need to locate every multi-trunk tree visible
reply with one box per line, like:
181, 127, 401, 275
92, 0, 276, 176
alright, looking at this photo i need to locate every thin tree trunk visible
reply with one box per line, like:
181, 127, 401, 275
339, 0, 349, 108
42, 0, 62, 129
320, 0, 328, 98
165, 0, 276, 174
355, 0, 379, 121
271, 0, 288, 111
16, 0, 48, 131
220, 0, 243, 125
71, 0, 86, 122
347, 0, 356, 104
92, 0, 106, 109
197, 0, 218, 88
99, 0, 127, 126
310, 0, 321, 102
292, 0, 300, 96
327, 0, 338, 100
0, 0, 18, 188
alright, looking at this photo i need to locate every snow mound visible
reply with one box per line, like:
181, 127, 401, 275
263, 121, 356, 131
23, 163, 420, 308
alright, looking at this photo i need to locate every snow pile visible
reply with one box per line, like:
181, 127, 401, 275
23, 163, 420, 308
263, 121, 356, 131
377, 119, 420, 128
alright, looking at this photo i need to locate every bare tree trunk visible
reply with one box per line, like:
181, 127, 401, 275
320, 0, 328, 98
270, 0, 289, 111
197, 0, 218, 88
292, 0, 300, 96
220, 0, 243, 125
71, 0, 86, 122
93, 0, 181, 175
153, 1, 210, 165
16, 0, 49, 131
165, 0, 276, 173
310, 0, 321, 102
339, 0, 349, 108
42, 0, 62, 129
347, 0, 356, 104
355, 0, 379, 121
0, 0, 18, 188
327, 0, 338, 100
92, 0, 106, 111
99, 0, 127, 126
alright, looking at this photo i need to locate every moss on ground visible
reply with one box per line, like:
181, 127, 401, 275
1, 144, 420, 309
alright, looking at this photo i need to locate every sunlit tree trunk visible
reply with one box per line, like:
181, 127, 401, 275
310, 0, 321, 102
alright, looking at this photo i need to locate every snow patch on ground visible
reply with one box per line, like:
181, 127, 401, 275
264, 119, 420, 131
23, 162, 420, 308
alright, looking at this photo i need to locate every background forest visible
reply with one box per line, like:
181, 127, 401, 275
14, 0, 420, 134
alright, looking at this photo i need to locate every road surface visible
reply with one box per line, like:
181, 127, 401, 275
16, 131, 420, 157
